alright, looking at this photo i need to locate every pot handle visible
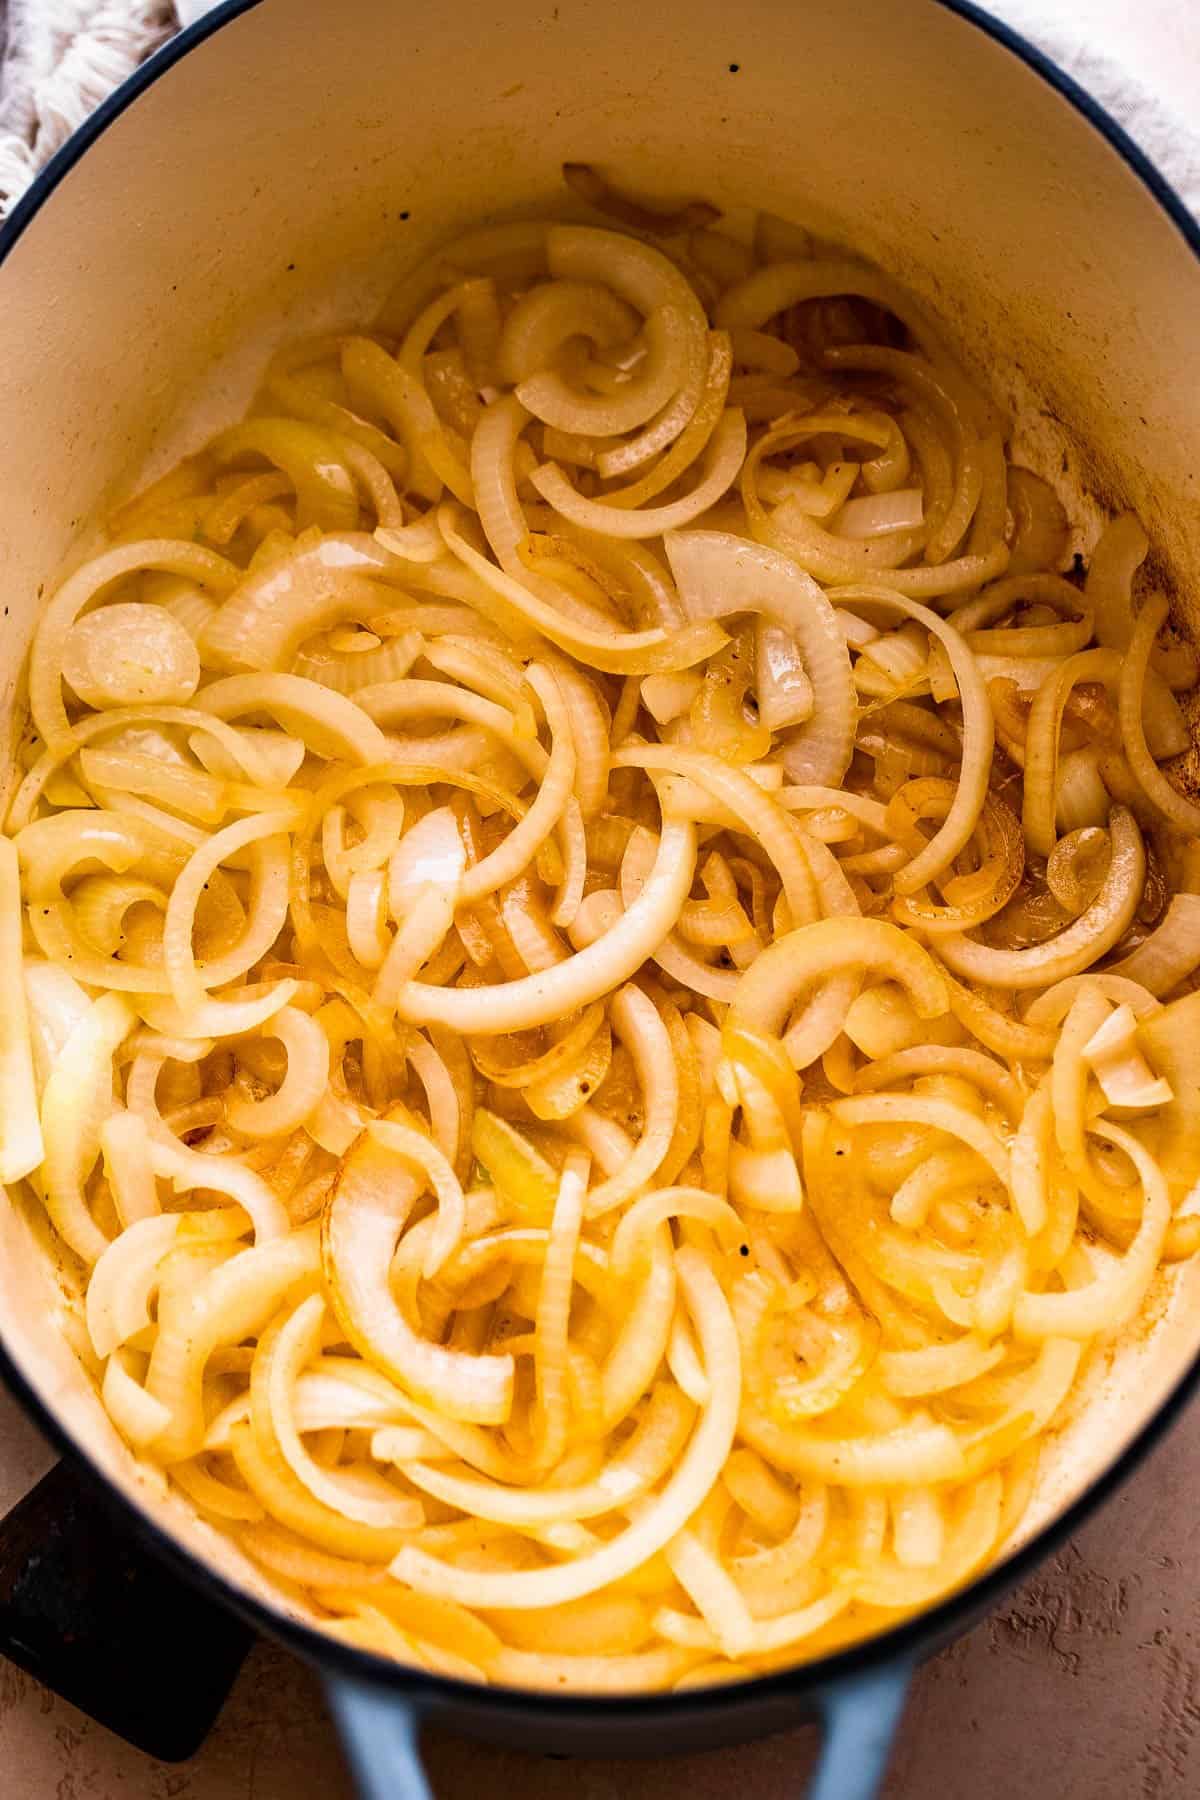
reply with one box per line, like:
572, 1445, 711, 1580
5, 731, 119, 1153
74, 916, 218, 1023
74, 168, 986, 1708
807, 1659, 914, 1800
323, 1661, 912, 1800
0, 1458, 253, 1759
325, 1673, 432, 1799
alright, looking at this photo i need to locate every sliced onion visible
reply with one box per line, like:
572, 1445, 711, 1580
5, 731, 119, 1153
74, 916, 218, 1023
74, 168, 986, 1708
497, 280, 638, 387
29, 538, 238, 748
0, 844, 43, 1182
938, 808, 1145, 990
389, 1248, 738, 1608
86, 1209, 221, 1360
99, 1108, 161, 1227
162, 811, 293, 1015
226, 1007, 331, 1138
531, 411, 747, 539
258, 1295, 425, 1530
402, 1384, 691, 1527
40, 992, 135, 1263
834, 489, 925, 539
828, 585, 994, 894
1109, 894, 1200, 996
754, 623, 813, 732
665, 530, 855, 785
323, 1131, 513, 1424
148, 1133, 289, 1242
194, 671, 390, 765
584, 987, 678, 1216
377, 221, 549, 334
395, 819, 697, 1035
438, 504, 726, 674
1118, 594, 1200, 835
730, 918, 949, 1052
546, 225, 709, 381
596, 330, 725, 489
1014, 1123, 1169, 1339
832, 1094, 1011, 1188
343, 867, 390, 970
612, 744, 816, 928
387, 807, 467, 919
63, 603, 200, 710
1087, 512, 1148, 650
517, 304, 694, 436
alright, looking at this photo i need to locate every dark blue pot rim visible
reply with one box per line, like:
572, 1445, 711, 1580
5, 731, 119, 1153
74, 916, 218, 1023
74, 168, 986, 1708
1, 0, 1198, 1724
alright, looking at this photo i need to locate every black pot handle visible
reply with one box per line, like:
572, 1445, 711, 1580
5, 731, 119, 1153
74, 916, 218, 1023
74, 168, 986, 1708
0, 1458, 254, 1760
325, 1656, 912, 1799
325, 1673, 431, 1798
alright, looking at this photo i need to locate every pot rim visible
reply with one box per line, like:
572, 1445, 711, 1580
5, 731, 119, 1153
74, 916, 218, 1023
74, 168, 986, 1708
1, 0, 1198, 1720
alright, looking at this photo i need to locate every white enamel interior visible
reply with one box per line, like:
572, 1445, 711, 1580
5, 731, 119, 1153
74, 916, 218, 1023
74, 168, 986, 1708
1, 0, 1199, 1671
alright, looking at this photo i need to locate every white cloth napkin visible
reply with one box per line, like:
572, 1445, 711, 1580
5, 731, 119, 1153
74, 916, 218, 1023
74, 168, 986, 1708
3, 1, 1198, 223
986, 0, 1200, 220
0, 0, 173, 215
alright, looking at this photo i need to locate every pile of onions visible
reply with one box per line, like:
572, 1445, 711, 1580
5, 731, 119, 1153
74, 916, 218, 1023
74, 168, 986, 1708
5, 188, 1200, 1695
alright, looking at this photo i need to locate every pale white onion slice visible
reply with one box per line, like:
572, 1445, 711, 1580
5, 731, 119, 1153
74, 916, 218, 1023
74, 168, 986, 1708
584, 986, 678, 1216
387, 807, 468, 921
193, 673, 390, 764
756, 623, 814, 732
162, 811, 294, 1015
403, 1032, 461, 1167
366, 1118, 466, 1279
100, 1108, 161, 1226
436, 503, 725, 674
394, 819, 697, 1035
22, 959, 92, 1099
63, 603, 200, 710
545, 225, 709, 374
828, 585, 994, 895
144, 1223, 322, 1460
458, 665, 575, 903
103, 1348, 173, 1448
517, 304, 693, 436
41, 992, 135, 1263
664, 530, 855, 787
30, 538, 237, 747
346, 869, 392, 970
148, 1133, 289, 1242
264, 1294, 426, 1529
729, 918, 949, 1057
134, 979, 299, 1040
715, 257, 942, 358
531, 411, 746, 540
834, 489, 925, 539
1108, 895, 1200, 996
1118, 593, 1200, 836
1013, 1123, 1170, 1339
87, 1213, 182, 1359
226, 1007, 331, 1138
323, 1134, 513, 1424
497, 280, 639, 387
402, 1384, 691, 1527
